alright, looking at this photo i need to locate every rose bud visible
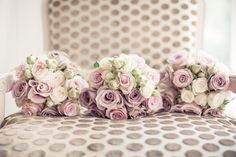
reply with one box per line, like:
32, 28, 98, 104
23, 68, 33, 79
46, 58, 58, 70
26, 55, 37, 65
108, 80, 119, 90
207, 66, 218, 75
68, 88, 80, 99
191, 64, 201, 74
64, 68, 75, 80
46, 98, 56, 107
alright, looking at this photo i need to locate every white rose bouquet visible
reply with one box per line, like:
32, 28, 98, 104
11, 51, 88, 117
160, 50, 233, 117
79, 53, 162, 120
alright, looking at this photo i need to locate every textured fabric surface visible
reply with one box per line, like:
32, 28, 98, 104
0, 112, 236, 157
46, 0, 203, 69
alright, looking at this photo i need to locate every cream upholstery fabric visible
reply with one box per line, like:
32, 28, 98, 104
45, 0, 204, 69
1, 112, 236, 157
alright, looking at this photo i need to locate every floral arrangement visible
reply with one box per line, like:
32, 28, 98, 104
11, 52, 88, 117
79, 54, 162, 120
159, 50, 232, 117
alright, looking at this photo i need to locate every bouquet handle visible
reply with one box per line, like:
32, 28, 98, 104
0, 73, 14, 125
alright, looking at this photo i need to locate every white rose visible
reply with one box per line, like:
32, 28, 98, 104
194, 93, 207, 106
181, 89, 194, 103
43, 71, 65, 88
99, 57, 113, 70
207, 92, 226, 108
50, 86, 67, 104
192, 78, 208, 94
140, 80, 155, 98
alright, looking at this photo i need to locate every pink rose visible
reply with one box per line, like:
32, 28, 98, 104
146, 68, 160, 83
12, 80, 29, 100
89, 69, 104, 89
21, 102, 44, 116
118, 72, 135, 94
67, 75, 88, 89
125, 88, 144, 107
195, 50, 215, 67
57, 100, 80, 117
127, 106, 147, 119
144, 95, 163, 113
88, 104, 105, 118
161, 88, 178, 111
173, 69, 193, 88
105, 107, 128, 120
95, 88, 123, 110
15, 64, 27, 79
40, 107, 60, 116
203, 108, 222, 117
27, 80, 52, 104
31, 60, 49, 81
167, 50, 189, 69
79, 88, 97, 108
209, 74, 230, 91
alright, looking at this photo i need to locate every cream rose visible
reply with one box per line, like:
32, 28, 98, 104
42, 71, 65, 88
50, 86, 67, 104
181, 89, 194, 103
140, 80, 155, 98
194, 93, 207, 106
31, 60, 49, 81
207, 92, 226, 109
192, 78, 208, 94
118, 72, 135, 94
99, 57, 113, 70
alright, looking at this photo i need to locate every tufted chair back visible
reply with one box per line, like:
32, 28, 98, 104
43, 0, 204, 69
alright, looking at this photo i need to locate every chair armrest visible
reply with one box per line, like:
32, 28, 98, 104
0, 73, 14, 124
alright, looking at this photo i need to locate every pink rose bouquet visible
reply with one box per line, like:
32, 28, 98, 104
80, 54, 162, 120
11, 51, 88, 117
160, 50, 232, 117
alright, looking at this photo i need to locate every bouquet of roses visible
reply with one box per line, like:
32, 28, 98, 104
11, 51, 88, 117
160, 50, 232, 117
79, 54, 162, 120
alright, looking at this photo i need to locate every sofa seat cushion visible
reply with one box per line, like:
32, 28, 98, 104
0, 112, 236, 157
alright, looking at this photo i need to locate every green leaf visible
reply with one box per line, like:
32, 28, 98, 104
93, 61, 100, 68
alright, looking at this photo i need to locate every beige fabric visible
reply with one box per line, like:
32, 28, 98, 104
45, 0, 204, 69
0, 112, 236, 157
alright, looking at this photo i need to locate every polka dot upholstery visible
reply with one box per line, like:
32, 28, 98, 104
45, 0, 203, 69
1, 112, 236, 157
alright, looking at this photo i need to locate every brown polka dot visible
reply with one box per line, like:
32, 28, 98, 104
4, 130, 17, 136
127, 126, 142, 131
110, 124, 125, 128
195, 126, 210, 132
12, 143, 29, 152
49, 143, 65, 152
109, 130, 124, 135
90, 133, 106, 139
144, 130, 159, 135
219, 139, 235, 146
73, 129, 88, 135
214, 131, 230, 136
57, 126, 73, 131
177, 123, 192, 128
210, 125, 224, 130
28, 150, 46, 157
183, 138, 199, 145
88, 143, 104, 152
0, 137, 13, 145
161, 126, 176, 131
163, 133, 179, 139
92, 126, 107, 131
145, 138, 161, 145
53, 133, 69, 139
38, 129, 53, 135
165, 143, 181, 151
199, 134, 215, 140
146, 150, 163, 157
127, 133, 142, 139
185, 150, 202, 157
66, 151, 85, 157
180, 130, 195, 135
107, 138, 124, 145
202, 143, 219, 152
106, 150, 123, 157
223, 151, 236, 157
70, 138, 86, 146
33, 138, 49, 145
191, 121, 206, 125
126, 143, 143, 151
